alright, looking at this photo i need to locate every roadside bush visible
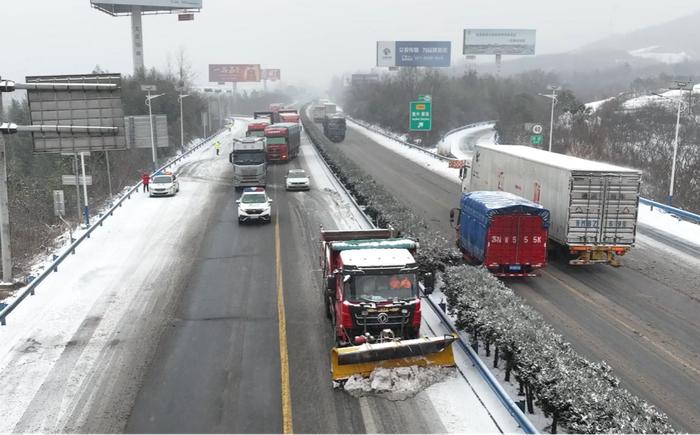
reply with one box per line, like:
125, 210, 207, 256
442, 264, 675, 434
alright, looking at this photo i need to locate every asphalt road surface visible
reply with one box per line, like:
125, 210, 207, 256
126, 136, 453, 433
333, 120, 700, 432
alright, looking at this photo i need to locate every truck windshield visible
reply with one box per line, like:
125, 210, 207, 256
247, 130, 265, 137
350, 273, 417, 302
233, 152, 266, 165
266, 137, 287, 145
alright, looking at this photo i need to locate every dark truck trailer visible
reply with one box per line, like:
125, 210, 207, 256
264, 123, 301, 162
451, 191, 550, 277
323, 114, 346, 142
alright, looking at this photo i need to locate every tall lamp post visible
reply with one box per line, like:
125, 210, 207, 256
145, 90, 164, 171
178, 93, 190, 150
538, 85, 561, 152
653, 81, 690, 205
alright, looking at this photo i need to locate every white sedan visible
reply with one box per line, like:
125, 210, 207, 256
285, 169, 310, 191
150, 173, 180, 197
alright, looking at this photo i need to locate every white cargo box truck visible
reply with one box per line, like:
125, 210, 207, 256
465, 144, 641, 266
323, 103, 337, 117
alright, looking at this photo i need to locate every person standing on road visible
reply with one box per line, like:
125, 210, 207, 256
214, 141, 221, 156
141, 172, 150, 192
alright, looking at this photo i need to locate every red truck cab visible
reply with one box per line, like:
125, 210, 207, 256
321, 229, 422, 346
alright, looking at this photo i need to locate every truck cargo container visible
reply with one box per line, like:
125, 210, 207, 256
450, 191, 550, 276
323, 114, 346, 142
278, 109, 300, 124
312, 105, 326, 122
324, 103, 337, 117
465, 144, 641, 266
246, 120, 270, 138
264, 123, 301, 162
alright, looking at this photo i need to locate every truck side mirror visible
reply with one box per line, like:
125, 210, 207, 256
229, 153, 233, 163
449, 208, 461, 229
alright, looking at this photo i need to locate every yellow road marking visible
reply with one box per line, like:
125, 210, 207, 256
544, 270, 700, 378
275, 219, 294, 434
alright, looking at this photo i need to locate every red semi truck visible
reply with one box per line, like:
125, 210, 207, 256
450, 191, 550, 277
264, 123, 301, 162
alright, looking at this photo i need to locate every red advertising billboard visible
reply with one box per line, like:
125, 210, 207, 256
261, 69, 281, 81
209, 64, 261, 83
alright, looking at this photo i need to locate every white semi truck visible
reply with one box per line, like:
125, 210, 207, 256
230, 137, 267, 188
463, 144, 642, 266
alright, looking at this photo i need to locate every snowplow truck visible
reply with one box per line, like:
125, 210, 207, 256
320, 228, 456, 381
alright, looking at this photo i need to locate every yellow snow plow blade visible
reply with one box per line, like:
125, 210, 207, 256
331, 335, 457, 381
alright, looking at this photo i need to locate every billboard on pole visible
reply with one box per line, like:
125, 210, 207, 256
377, 41, 451, 67
209, 64, 261, 83
261, 69, 281, 81
463, 29, 536, 55
91, 0, 202, 15
26, 73, 126, 153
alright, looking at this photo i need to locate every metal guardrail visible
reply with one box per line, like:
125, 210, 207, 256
0, 128, 225, 325
441, 120, 497, 140
302, 108, 537, 434
639, 197, 700, 224
345, 116, 452, 162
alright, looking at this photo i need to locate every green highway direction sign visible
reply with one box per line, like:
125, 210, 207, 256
409, 100, 432, 131
530, 134, 543, 145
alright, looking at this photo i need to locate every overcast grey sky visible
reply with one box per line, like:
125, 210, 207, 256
2, 0, 700, 93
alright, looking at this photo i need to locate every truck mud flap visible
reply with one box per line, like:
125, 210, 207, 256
331, 335, 456, 381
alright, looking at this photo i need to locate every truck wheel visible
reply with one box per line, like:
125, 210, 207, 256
325, 295, 333, 319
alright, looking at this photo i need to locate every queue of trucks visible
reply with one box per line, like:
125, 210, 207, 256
229, 106, 302, 187
455, 144, 642, 268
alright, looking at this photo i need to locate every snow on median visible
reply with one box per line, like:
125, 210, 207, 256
343, 365, 455, 401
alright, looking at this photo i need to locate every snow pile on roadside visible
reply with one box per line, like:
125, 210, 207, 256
343, 365, 454, 401
638, 203, 700, 246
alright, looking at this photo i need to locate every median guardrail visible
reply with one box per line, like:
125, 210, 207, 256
0, 127, 226, 325
303, 108, 537, 434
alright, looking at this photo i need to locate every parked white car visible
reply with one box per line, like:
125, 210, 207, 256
285, 169, 310, 191
150, 172, 179, 197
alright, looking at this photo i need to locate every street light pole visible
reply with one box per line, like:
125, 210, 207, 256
145, 90, 164, 171
179, 93, 189, 150
669, 93, 683, 206
547, 85, 560, 152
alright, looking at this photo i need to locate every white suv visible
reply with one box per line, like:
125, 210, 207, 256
150, 172, 179, 197
237, 187, 272, 224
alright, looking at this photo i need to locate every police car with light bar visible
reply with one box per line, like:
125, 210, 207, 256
150, 172, 179, 197
236, 187, 273, 224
